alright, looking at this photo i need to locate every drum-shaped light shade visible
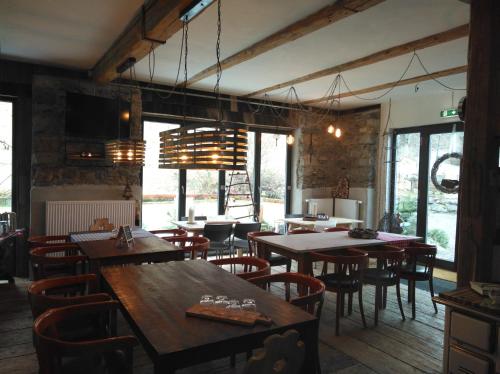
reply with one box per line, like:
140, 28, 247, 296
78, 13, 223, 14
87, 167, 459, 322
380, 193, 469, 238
106, 139, 146, 166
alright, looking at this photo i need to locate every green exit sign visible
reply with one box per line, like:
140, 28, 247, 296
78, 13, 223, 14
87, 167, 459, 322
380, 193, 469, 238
440, 108, 458, 118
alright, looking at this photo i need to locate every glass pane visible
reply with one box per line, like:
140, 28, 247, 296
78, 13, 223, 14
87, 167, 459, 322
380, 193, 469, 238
142, 121, 179, 230
0, 102, 12, 212
260, 133, 286, 229
393, 133, 420, 236
186, 170, 219, 218
225, 132, 256, 220
426, 131, 463, 262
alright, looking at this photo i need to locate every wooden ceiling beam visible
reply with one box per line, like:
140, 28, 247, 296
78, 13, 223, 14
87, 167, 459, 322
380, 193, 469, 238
92, 0, 210, 83
184, 0, 385, 86
301, 65, 468, 105
244, 24, 469, 98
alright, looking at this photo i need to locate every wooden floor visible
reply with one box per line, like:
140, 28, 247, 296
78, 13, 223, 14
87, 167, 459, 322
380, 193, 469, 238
0, 264, 446, 374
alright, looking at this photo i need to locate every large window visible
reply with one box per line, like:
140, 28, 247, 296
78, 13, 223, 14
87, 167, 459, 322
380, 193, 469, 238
142, 121, 179, 230
391, 123, 463, 269
0, 101, 12, 212
141, 120, 291, 227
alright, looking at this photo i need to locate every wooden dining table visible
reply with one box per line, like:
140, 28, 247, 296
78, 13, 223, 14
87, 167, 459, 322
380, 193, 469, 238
254, 231, 421, 275
101, 260, 319, 373
71, 229, 184, 276
172, 218, 240, 235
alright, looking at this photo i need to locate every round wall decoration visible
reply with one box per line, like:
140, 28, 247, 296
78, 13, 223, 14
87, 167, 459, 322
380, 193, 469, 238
430, 152, 462, 194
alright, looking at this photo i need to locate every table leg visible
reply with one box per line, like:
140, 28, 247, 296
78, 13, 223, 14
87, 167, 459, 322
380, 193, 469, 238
297, 254, 312, 276
300, 322, 319, 374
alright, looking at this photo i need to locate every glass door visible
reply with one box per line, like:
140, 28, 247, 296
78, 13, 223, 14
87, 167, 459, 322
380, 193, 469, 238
0, 101, 12, 212
391, 123, 463, 269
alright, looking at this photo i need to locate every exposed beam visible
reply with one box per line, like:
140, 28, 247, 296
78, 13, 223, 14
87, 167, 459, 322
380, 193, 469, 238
244, 24, 469, 98
302, 65, 468, 105
185, 0, 385, 86
92, 0, 210, 83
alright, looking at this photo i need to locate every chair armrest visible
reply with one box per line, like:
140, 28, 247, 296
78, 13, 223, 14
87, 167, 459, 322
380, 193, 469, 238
57, 335, 138, 355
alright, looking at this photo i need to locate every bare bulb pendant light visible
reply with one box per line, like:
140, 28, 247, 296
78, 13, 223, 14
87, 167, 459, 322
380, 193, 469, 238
327, 124, 334, 134
286, 134, 295, 145
159, 0, 248, 170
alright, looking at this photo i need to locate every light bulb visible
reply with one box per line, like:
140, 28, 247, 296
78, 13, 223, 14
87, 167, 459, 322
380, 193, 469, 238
327, 125, 335, 134
211, 153, 219, 160
335, 128, 342, 138
180, 155, 188, 161
121, 111, 130, 121
286, 134, 295, 145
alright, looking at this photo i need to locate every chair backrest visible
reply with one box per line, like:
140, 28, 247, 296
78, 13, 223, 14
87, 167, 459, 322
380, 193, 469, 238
28, 274, 111, 318
33, 301, 138, 374
203, 223, 233, 242
244, 329, 305, 374
233, 222, 261, 241
180, 215, 207, 221
358, 245, 405, 278
149, 228, 188, 238
285, 214, 304, 218
28, 235, 70, 249
288, 228, 318, 235
164, 236, 210, 259
323, 227, 349, 232
404, 243, 437, 275
248, 272, 325, 318
89, 218, 115, 232
30, 245, 86, 280
210, 257, 270, 280
310, 250, 368, 289
247, 231, 280, 257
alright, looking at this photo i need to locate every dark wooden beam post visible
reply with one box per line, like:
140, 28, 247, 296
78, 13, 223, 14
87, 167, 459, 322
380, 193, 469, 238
457, 0, 500, 286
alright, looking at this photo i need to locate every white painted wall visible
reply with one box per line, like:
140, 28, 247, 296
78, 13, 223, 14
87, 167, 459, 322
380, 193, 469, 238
375, 92, 465, 223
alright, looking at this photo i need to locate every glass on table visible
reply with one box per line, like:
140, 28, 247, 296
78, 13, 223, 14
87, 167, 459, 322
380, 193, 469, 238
214, 295, 229, 308
226, 299, 241, 311
199, 295, 214, 306
242, 298, 256, 311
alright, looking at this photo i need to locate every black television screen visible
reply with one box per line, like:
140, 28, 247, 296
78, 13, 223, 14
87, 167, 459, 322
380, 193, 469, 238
65, 92, 131, 139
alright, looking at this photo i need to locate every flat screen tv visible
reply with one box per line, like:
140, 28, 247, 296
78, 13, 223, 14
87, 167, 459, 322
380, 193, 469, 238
65, 92, 131, 139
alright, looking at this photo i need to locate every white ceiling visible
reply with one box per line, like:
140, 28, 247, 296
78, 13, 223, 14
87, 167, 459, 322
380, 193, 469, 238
0, 0, 143, 69
0, 0, 469, 109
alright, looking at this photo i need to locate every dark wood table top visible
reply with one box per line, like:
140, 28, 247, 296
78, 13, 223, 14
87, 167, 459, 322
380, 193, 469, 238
101, 260, 317, 366
77, 236, 180, 261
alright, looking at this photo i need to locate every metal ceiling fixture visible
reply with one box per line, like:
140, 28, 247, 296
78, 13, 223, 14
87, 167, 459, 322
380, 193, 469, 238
159, 0, 248, 171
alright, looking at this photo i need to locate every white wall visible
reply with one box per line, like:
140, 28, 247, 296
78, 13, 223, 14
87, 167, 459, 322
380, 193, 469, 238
375, 92, 464, 223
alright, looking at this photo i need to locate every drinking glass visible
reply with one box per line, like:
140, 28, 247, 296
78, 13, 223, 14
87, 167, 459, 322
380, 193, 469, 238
200, 295, 214, 306
226, 299, 241, 311
214, 295, 229, 308
242, 298, 256, 311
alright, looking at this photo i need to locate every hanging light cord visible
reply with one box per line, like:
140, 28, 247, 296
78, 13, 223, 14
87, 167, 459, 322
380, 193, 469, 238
182, 20, 189, 126
214, 0, 223, 122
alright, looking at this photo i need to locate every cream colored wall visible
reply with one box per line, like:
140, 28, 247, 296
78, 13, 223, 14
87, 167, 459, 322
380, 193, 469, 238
375, 92, 465, 224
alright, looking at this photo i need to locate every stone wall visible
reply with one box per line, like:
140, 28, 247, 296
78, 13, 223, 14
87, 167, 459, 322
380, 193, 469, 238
30, 75, 143, 234
290, 106, 380, 228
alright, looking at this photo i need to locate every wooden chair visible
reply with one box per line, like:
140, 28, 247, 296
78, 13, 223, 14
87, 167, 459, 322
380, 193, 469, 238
149, 228, 188, 238
248, 272, 324, 373
244, 329, 305, 374
33, 301, 138, 374
354, 245, 406, 325
247, 231, 291, 272
210, 257, 270, 280
323, 227, 349, 232
310, 250, 368, 335
164, 236, 210, 260
400, 242, 438, 319
288, 228, 319, 235
28, 235, 71, 248
89, 218, 115, 232
28, 274, 111, 319
30, 245, 87, 281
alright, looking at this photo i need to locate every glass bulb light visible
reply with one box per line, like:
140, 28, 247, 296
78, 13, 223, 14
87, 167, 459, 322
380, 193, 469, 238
327, 125, 335, 134
286, 134, 295, 145
335, 128, 342, 138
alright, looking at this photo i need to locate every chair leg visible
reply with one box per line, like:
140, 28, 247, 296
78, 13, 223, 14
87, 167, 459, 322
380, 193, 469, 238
429, 277, 438, 314
382, 286, 387, 309
348, 292, 353, 315
286, 260, 292, 272
412, 280, 416, 320
396, 281, 406, 321
340, 293, 345, 317
407, 280, 412, 303
230, 353, 236, 367
358, 288, 367, 328
335, 292, 341, 336
374, 285, 380, 326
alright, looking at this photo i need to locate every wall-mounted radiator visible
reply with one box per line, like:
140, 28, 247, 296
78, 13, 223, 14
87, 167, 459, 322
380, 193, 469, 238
45, 200, 135, 235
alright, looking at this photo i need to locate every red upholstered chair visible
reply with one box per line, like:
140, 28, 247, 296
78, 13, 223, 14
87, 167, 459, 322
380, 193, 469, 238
164, 236, 210, 260
210, 257, 270, 280
33, 301, 138, 374
247, 231, 291, 272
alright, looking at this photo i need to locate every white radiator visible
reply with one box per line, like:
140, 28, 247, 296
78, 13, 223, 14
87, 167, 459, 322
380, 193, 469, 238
45, 200, 135, 236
